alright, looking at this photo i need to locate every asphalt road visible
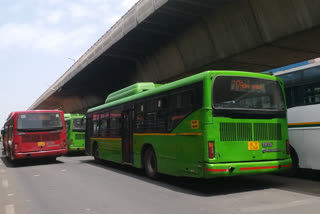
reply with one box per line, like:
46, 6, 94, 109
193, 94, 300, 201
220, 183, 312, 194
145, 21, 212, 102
1, 147, 320, 214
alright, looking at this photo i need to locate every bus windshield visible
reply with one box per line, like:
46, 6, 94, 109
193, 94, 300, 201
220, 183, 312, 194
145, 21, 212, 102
17, 113, 63, 132
72, 118, 86, 132
212, 76, 285, 115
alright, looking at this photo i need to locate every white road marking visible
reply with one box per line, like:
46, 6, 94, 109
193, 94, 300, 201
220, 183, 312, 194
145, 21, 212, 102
33, 174, 40, 177
5, 204, 15, 214
2, 179, 8, 188
7, 194, 14, 197
241, 198, 320, 213
61, 169, 67, 172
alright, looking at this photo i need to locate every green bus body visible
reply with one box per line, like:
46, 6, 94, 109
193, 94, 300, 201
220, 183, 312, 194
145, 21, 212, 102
86, 71, 292, 179
64, 114, 86, 152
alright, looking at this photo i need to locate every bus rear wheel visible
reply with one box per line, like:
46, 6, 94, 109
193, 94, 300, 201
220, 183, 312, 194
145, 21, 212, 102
9, 148, 16, 164
288, 146, 300, 176
93, 143, 99, 161
144, 148, 158, 179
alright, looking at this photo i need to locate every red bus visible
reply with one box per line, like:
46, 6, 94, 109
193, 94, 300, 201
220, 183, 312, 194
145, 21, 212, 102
2, 110, 67, 161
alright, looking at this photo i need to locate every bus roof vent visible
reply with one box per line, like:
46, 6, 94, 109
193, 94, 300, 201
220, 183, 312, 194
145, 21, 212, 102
64, 113, 71, 119
105, 83, 162, 104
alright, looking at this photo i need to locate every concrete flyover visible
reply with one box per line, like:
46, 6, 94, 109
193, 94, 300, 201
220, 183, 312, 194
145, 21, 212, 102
29, 0, 320, 113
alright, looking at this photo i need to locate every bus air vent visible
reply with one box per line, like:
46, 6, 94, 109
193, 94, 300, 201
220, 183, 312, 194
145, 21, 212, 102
254, 123, 281, 141
220, 123, 281, 142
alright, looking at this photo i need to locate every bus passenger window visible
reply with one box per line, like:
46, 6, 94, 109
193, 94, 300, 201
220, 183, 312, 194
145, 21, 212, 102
65, 121, 70, 132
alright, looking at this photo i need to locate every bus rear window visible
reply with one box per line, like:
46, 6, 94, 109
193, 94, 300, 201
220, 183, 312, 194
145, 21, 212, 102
212, 76, 285, 112
72, 118, 86, 132
17, 113, 63, 131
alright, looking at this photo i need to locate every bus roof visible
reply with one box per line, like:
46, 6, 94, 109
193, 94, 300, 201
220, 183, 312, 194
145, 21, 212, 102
6, 110, 64, 122
64, 113, 85, 120
271, 58, 320, 76
88, 70, 280, 113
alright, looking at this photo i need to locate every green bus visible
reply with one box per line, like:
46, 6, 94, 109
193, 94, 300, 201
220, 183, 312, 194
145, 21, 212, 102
85, 71, 292, 179
64, 114, 86, 153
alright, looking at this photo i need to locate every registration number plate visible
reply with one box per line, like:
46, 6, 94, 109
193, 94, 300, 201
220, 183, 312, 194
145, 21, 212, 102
38, 142, 45, 146
262, 142, 273, 147
248, 141, 260, 150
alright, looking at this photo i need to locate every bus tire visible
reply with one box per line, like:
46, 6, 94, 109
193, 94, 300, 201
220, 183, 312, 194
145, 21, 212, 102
48, 157, 57, 162
9, 148, 16, 164
144, 147, 158, 179
93, 142, 100, 161
288, 146, 300, 176
5, 147, 10, 159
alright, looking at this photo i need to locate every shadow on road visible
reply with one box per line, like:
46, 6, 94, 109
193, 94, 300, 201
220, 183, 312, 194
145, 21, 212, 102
80, 159, 283, 197
64, 152, 86, 157
295, 169, 320, 181
0, 156, 64, 168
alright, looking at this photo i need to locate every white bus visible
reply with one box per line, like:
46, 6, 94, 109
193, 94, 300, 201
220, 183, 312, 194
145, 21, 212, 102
274, 58, 320, 173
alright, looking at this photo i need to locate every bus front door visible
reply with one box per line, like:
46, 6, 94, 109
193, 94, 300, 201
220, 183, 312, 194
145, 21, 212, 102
122, 109, 134, 164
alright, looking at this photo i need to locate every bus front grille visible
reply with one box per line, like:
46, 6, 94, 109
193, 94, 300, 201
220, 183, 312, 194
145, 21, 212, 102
220, 123, 281, 142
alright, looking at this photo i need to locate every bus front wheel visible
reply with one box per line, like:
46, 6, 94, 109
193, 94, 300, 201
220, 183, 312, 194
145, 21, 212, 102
144, 148, 158, 179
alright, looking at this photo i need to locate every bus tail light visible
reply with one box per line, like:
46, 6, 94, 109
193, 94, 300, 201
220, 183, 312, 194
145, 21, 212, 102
286, 140, 290, 155
14, 144, 19, 151
208, 142, 215, 159
70, 139, 73, 145
63, 140, 67, 148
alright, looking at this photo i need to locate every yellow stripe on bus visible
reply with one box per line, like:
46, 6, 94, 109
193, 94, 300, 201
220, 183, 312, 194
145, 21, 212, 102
288, 122, 320, 126
178, 133, 202, 136
134, 133, 177, 136
134, 133, 202, 136
91, 138, 122, 141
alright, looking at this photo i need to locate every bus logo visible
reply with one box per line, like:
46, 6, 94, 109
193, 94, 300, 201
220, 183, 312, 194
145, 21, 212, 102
191, 120, 199, 129
248, 141, 260, 150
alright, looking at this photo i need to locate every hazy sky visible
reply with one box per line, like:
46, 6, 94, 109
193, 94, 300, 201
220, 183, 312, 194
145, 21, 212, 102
0, 0, 139, 126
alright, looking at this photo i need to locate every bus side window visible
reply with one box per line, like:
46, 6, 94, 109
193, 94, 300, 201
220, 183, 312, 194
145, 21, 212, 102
157, 96, 168, 132
100, 112, 109, 137
93, 114, 100, 137
110, 109, 121, 138
303, 84, 320, 105
145, 99, 158, 132
168, 90, 194, 130
143, 97, 168, 133
65, 121, 70, 132
135, 102, 145, 133
9, 125, 12, 141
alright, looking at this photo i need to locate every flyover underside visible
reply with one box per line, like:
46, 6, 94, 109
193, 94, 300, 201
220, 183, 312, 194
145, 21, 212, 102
32, 0, 320, 113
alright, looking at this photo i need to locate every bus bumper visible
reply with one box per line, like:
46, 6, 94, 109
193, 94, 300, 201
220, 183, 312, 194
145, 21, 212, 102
14, 149, 68, 159
203, 158, 292, 179
68, 147, 85, 151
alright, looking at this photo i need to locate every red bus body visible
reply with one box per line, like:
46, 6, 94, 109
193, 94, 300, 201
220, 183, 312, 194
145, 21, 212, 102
2, 110, 67, 161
